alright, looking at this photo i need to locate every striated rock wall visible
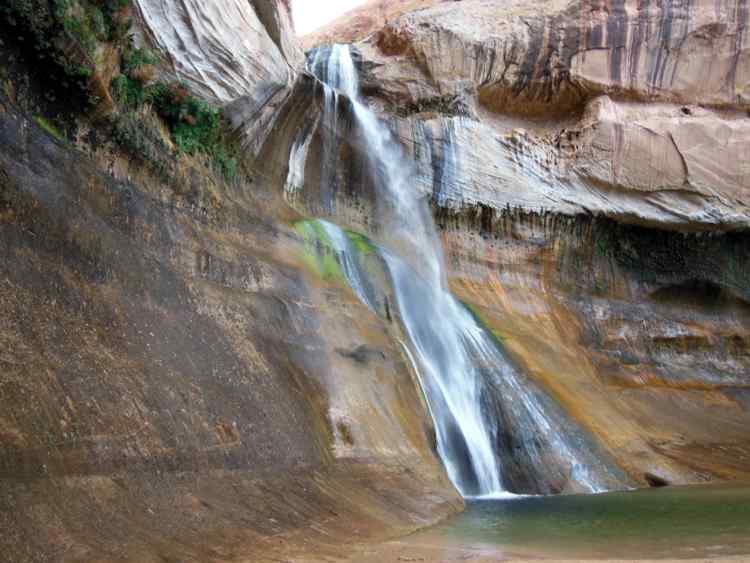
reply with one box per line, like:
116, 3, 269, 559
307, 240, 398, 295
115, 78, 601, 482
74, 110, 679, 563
290, 0, 750, 490
386, 97, 750, 230
132, 0, 307, 159
347, 0, 750, 231
361, 0, 750, 113
438, 210, 750, 486
132, 0, 301, 103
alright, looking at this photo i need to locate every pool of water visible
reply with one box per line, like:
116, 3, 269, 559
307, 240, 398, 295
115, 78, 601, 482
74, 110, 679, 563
354, 484, 750, 561
425, 484, 750, 560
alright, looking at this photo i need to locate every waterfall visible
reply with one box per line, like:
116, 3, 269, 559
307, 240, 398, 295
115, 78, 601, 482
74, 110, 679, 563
303, 45, 629, 497
285, 122, 315, 197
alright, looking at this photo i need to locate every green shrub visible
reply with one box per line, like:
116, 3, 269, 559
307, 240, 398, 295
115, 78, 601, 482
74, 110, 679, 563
148, 84, 221, 153
146, 83, 239, 181
53, 0, 71, 20
172, 102, 221, 153
59, 3, 109, 58
89, 7, 108, 41
101, 0, 131, 40
1, 0, 98, 81
111, 74, 145, 107
122, 46, 158, 76
210, 147, 238, 182
111, 82, 239, 183
112, 111, 171, 177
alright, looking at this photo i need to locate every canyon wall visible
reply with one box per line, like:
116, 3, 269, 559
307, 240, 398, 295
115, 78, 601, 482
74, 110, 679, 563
1, 0, 749, 560
0, 1, 460, 561
300, 0, 750, 488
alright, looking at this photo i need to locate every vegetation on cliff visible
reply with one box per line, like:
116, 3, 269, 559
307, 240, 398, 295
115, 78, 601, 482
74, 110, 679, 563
0, 0, 239, 185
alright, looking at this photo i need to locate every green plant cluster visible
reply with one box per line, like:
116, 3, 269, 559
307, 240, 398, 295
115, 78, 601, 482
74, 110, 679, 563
58, 0, 131, 48
112, 112, 172, 178
110, 73, 145, 107
110, 43, 158, 107
1, 0, 130, 79
149, 84, 238, 182
2, 0, 240, 184
112, 74, 238, 182
34, 115, 65, 141
148, 85, 221, 154
295, 220, 344, 281
121, 45, 158, 76
100, 0, 131, 40
345, 229, 375, 256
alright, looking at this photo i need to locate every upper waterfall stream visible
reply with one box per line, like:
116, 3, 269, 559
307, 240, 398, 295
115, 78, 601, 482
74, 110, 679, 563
303, 45, 630, 497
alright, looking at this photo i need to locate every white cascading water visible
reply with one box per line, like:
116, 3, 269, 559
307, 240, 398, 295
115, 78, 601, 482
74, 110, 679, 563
309, 45, 504, 496
317, 220, 376, 311
285, 124, 315, 197
305, 45, 622, 497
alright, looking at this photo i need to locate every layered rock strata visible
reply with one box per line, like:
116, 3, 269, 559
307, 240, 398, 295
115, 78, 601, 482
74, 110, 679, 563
294, 0, 750, 488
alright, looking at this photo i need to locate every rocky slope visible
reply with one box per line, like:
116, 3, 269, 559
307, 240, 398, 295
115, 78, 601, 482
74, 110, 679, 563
0, 1, 459, 561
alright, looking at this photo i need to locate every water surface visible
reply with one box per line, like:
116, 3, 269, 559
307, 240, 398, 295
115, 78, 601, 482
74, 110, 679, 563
355, 485, 750, 561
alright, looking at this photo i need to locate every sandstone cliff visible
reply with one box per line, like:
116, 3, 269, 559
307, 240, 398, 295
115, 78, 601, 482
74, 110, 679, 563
350, 0, 750, 229
296, 0, 750, 490
300, 0, 442, 50
1, 0, 749, 560
0, 1, 460, 561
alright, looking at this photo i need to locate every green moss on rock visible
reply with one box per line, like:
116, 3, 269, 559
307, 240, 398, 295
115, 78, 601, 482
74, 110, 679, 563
345, 229, 376, 256
295, 220, 344, 281
33, 115, 64, 141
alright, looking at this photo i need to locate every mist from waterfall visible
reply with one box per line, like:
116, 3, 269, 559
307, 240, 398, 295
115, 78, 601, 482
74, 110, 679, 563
304, 44, 627, 497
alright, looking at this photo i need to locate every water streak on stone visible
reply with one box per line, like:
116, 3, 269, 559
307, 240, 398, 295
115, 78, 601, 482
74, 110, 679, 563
285, 123, 316, 197
318, 220, 376, 311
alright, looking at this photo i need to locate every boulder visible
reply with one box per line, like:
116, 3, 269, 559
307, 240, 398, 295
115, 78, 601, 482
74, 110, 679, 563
132, 0, 301, 103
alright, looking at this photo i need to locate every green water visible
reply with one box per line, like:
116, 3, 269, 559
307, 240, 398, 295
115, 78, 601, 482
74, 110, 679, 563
424, 485, 750, 559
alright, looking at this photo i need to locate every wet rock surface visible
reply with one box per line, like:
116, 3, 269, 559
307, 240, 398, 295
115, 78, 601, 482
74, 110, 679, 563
0, 4, 461, 557
298, 2, 750, 490
439, 212, 750, 485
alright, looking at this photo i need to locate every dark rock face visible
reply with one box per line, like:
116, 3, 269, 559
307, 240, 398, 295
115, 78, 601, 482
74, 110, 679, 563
0, 105, 321, 479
